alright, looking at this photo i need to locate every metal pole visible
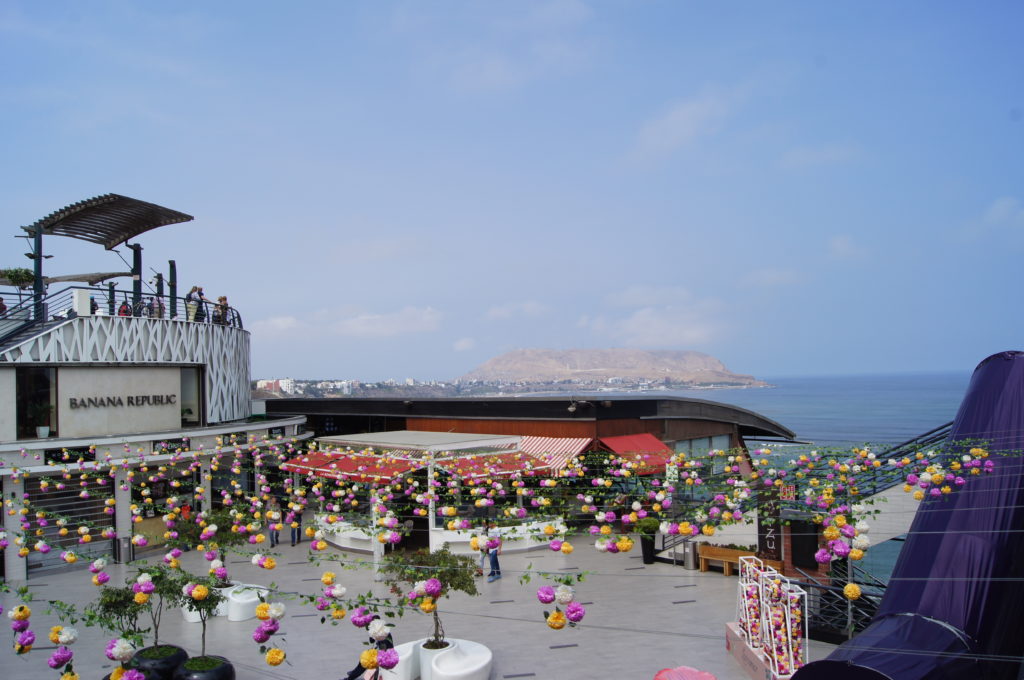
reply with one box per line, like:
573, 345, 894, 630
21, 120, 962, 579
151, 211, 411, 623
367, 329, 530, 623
168, 260, 178, 319
32, 228, 44, 321
128, 243, 143, 312
107, 282, 115, 316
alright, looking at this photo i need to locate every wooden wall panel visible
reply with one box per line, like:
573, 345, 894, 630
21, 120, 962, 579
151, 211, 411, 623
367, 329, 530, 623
663, 419, 736, 441
406, 417, 596, 438
594, 419, 663, 438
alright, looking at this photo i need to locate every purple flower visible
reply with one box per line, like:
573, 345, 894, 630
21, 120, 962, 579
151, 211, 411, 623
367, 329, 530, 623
350, 606, 374, 628
260, 619, 280, 635
96, 571, 111, 585
252, 627, 271, 643
16, 630, 35, 647
11, 619, 29, 633
48, 646, 74, 668
123, 670, 146, 680
378, 648, 400, 669
537, 586, 555, 604
214, 567, 228, 580
204, 550, 218, 561
814, 548, 832, 564
565, 602, 586, 623
423, 578, 442, 597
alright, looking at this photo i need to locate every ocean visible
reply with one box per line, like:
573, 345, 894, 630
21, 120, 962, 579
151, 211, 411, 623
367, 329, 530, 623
665, 371, 973, 448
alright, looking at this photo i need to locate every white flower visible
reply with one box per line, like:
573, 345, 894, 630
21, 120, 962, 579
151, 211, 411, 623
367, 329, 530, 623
659, 521, 671, 534
58, 627, 78, 645
655, 492, 665, 502
136, 573, 152, 585
92, 558, 108, 570
205, 524, 218, 534
852, 465, 862, 473
413, 580, 427, 596
594, 512, 606, 523
855, 521, 870, 535
251, 555, 261, 566
919, 473, 932, 484
584, 495, 593, 504
182, 583, 193, 596
595, 539, 608, 552
851, 504, 865, 514
268, 603, 287, 620
694, 511, 707, 523
554, 585, 574, 605
368, 618, 390, 641
631, 501, 642, 512
110, 638, 135, 662
852, 535, 871, 551
327, 585, 347, 599
314, 530, 324, 540
962, 454, 972, 462
211, 559, 224, 569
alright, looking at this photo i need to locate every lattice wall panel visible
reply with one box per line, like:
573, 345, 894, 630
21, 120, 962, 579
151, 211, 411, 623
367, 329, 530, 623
0, 318, 250, 423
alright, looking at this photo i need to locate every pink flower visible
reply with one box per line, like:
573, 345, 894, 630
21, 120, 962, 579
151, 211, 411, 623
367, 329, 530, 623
423, 579, 442, 597
378, 648, 400, 670
537, 586, 555, 604
565, 602, 586, 623
814, 549, 832, 564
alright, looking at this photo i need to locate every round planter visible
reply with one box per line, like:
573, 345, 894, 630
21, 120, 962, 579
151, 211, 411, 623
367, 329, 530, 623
130, 645, 189, 680
640, 535, 657, 564
419, 639, 454, 680
171, 656, 235, 680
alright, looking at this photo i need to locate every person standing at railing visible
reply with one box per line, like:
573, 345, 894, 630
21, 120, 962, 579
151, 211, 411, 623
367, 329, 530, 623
185, 286, 200, 321
0, 298, 7, 317
117, 299, 132, 317
89, 296, 98, 315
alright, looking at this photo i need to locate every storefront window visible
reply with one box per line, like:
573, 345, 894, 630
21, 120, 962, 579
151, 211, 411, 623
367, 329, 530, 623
16, 366, 56, 439
180, 367, 203, 427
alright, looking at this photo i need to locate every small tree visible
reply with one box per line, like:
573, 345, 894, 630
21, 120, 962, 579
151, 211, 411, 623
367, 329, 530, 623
134, 564, 186, 648
380, 544, 479, 649
83, 584, 149, 647
179, 576, 227, 660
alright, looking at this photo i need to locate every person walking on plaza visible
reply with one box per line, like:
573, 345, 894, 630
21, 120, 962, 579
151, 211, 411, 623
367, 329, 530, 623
266, 497, 282, 548
289, 498, 305, 546
486, 520, 502, 582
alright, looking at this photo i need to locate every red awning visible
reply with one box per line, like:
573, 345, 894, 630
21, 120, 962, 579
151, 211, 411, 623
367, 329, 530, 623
599, 433, 674, 475
518, 436, 592, 471
280, 451, 339, 476
434, 451, 551, 479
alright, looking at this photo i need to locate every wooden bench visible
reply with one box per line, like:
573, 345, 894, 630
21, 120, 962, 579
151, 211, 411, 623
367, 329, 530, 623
698, 545, 783, 575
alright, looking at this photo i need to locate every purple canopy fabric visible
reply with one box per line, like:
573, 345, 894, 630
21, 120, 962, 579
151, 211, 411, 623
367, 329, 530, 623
795, 351, 1024, 680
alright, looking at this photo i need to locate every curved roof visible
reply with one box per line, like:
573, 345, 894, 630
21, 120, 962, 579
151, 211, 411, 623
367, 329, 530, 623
23, 193, 193, 249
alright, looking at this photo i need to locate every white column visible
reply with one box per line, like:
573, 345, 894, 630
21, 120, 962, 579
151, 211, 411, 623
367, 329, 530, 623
3, 475, 27, 582
427, 462, 437, 553
197, 459, 213, 512
371, 499, 383, 582
114, 468, 132, 563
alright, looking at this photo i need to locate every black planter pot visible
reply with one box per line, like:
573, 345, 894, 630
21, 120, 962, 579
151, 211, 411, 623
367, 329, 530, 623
171, 656, 235, 680
640, 535, 656, 564
130, 645, 189, 680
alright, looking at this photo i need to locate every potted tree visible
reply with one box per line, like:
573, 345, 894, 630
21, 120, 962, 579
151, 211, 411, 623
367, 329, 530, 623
128, 565, 190, 680
174, 576, 233, 680
81, 584, 148, 680
635, 517, 662, 565
380, 544, 479, 680
27, 400, 53, 438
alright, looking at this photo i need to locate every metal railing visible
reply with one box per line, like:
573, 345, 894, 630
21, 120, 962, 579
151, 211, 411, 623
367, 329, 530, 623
0, 285, 244, 347
794, 566, 883, 642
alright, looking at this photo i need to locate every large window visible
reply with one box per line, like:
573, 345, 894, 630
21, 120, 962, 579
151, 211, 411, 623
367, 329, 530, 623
180, 367, 203, 427
16, 367, 56, 439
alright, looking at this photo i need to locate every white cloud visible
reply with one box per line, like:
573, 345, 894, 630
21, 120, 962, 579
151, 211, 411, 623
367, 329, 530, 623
485, 300, 549, 319
453, 337, 477, 351
780, 143, 862, 169
249, 315, 304, 336
983, 197, 1024, 227
605, 285, 692, 308
741, 268, 802, 287
330, 306, 441, 337
828, 235, 867, 260
633, 93, 733, 161
586, 305, 725, 347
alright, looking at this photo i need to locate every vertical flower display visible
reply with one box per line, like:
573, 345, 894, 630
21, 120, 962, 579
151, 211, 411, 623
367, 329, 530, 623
756, 569, 806, 678
736, 556, 764, 649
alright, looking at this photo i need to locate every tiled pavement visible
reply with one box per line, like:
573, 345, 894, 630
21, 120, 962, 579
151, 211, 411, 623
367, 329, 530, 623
1, 540, 836, 680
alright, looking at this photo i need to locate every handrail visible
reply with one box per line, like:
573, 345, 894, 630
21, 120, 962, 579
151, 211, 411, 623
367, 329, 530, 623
0, 285, 244, 346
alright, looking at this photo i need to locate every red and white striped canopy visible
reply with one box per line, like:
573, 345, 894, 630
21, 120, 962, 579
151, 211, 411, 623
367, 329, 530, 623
517, 436, 592, 471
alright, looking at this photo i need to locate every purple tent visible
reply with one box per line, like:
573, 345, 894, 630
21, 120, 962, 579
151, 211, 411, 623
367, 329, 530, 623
794, 351, 1024, 680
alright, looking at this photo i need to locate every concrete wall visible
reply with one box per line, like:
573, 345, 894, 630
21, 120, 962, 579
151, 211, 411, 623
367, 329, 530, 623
0, 369, 14, 441
58, 367, 180, 438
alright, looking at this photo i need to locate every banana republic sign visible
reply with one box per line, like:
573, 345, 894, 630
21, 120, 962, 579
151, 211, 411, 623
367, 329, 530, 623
69, 394, 177, 409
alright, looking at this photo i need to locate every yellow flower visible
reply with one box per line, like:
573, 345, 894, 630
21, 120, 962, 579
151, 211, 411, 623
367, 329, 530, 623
61, 672, 80, 680
615, 537, 634, 552
843, 583, 862, 600
265, 648, 286, 666
331, 607, 347, 620
823, 526, 840, 541
321, 572, 336, 586
469, 536, 480, 551
832, 515, 847, 527
701, 524, 716, 537
316, 540, 327, 550
546, 610, 567, 630
262, 557, 276, 570
599, 525, 612, 536
543, 524, 556, 536
913, 490, 925, 501
49, 626, 63, 644
305, 526, 316, 537
191, 584, 209, 600
360, 649, 379, 669
560, 542, 574, 555
849, 548, 864, 561
255, 603, 271, 620
419, 597, 436, 613
111, 667, 126, 680
134, 592, 150, 605
254, 534, 266, 544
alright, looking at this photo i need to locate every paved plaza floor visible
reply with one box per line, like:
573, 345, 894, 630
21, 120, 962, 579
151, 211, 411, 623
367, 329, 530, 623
1, 539, 836, 680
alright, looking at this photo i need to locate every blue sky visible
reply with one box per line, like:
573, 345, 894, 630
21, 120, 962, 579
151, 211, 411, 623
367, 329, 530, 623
2, 1, 1022, 381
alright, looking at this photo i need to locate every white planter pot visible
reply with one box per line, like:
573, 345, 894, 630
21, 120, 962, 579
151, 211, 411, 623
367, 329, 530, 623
36, 426, 50, 438
419, 639, 455, 680
181, 606, 201, 623
213, 585, 234, 617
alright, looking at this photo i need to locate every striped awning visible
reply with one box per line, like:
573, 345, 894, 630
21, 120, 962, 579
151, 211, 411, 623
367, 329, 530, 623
280, 451, 339, 476
518, 436, 592, 471
434, 451, 551, 479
